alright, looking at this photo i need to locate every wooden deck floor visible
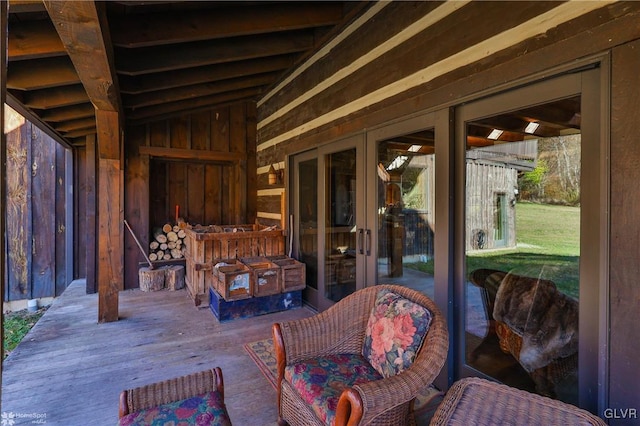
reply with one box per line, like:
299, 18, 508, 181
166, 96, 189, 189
1, 280, 315, 426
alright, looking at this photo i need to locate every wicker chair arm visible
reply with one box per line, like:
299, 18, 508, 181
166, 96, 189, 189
118, 367, 224, 417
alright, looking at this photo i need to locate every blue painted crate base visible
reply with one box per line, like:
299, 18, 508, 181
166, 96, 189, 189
209, 287, 302, 322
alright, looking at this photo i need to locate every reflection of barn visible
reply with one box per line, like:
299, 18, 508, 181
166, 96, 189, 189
378, 155, 436, 263
466, 141, 537, 251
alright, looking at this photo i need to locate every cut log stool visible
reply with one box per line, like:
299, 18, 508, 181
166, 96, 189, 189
139, 267, 165, 291
165, 265, 185, 291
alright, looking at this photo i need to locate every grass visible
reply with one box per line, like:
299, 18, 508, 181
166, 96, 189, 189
3, 308, 47, 359
406, 202, 581, 298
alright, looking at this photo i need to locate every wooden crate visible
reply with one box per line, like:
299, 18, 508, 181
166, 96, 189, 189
268, 255, 306, 291
184, 224, 284, 306
213, 259, 252, 301
240, 256, 281, 297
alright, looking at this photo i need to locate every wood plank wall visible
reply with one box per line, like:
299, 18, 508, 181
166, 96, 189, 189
123, 102, 256, 290
4, 106, 70, 301
255, 0, 640, 418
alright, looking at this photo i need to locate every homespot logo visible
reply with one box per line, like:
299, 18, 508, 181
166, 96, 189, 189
603, 408, 638, 421
1, 411, 47, 425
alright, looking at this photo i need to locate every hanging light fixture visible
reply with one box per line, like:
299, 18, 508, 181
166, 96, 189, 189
268, 164, 283, 185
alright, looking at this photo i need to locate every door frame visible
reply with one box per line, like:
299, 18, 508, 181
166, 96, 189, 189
453, 68, 608, 412
365, 109, 453, 390
291, 134, 366, 312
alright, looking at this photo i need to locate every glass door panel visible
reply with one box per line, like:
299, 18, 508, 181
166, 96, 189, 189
461, 90, 582, 406
325, 148, 358, 303
292, 135, 365, 311
376, 130, 436, 299
295, 156, 319, 307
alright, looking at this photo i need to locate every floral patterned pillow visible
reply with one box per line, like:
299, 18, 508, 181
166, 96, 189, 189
362, 289, 432, 377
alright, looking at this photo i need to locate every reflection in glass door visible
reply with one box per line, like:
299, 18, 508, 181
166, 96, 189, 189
459, 83, 585, 406
375, 131, 436, 300
292, 136, 365, 311
325, 149, 358, 303
295, 156, 318, 303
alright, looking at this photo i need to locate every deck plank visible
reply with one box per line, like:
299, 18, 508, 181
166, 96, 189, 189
1, 280, 314, 426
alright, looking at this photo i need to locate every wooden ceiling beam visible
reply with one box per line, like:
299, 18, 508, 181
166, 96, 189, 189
126, 87, 262, 122
119, 54, 295, 95
116, 31, 314, 76
55, 116, 96, 132
39, 103, 95, 122
62, 126, 97, 139
8, 19, 67, 60
7, 56, 80, 90
21, 84, 90, 109
123, 72, 280, 109
44, 1, 121, 112
109, 2, 343, 48
7, 0, 46, 14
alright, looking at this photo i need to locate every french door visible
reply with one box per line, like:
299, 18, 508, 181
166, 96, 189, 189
365, 112, 445, 303
454, 68, 605, 412
292, 135, 366, 311
290, 66, 605, 413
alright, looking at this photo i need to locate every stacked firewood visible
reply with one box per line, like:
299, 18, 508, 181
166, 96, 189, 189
148, 223, 187, 261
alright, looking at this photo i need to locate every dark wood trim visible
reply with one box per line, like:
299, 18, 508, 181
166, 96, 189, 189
85, 135, 97, 294
1, 0, 7, 363
609, 39, 640, 414
6, 93, 73, 150
138, 146, 246, 163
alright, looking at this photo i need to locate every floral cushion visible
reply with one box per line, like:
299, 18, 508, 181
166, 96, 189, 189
363, 289, 432, 377
118, 391, 232, 426
285, 353, 383, 425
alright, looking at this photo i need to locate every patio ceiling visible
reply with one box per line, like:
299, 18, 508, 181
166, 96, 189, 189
6, 0, 366, 147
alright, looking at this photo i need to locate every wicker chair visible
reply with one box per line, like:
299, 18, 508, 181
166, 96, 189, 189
118, 367, 232, 425
430, 377, 606, 425
272, 284, 449, 426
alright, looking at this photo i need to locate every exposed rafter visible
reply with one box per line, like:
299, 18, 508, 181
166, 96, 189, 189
44, 1, 121, 112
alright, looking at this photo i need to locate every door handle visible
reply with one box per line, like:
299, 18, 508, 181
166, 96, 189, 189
365, 229, 371, 256
358, 228, 364, 255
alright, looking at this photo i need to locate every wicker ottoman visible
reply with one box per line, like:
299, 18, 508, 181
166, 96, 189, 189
430, 377, 605, 426
118, 367, 232, 426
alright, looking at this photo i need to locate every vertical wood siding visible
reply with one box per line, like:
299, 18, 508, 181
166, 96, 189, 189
124, 102, 256, 289
5, 107, 70, 301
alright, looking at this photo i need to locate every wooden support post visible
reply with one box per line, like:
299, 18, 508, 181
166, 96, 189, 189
97, 110, 123, 323
85, 134, 98, 294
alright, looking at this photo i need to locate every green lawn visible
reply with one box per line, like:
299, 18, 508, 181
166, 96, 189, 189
406, 202, 580, 298
3, 308, 46, 359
